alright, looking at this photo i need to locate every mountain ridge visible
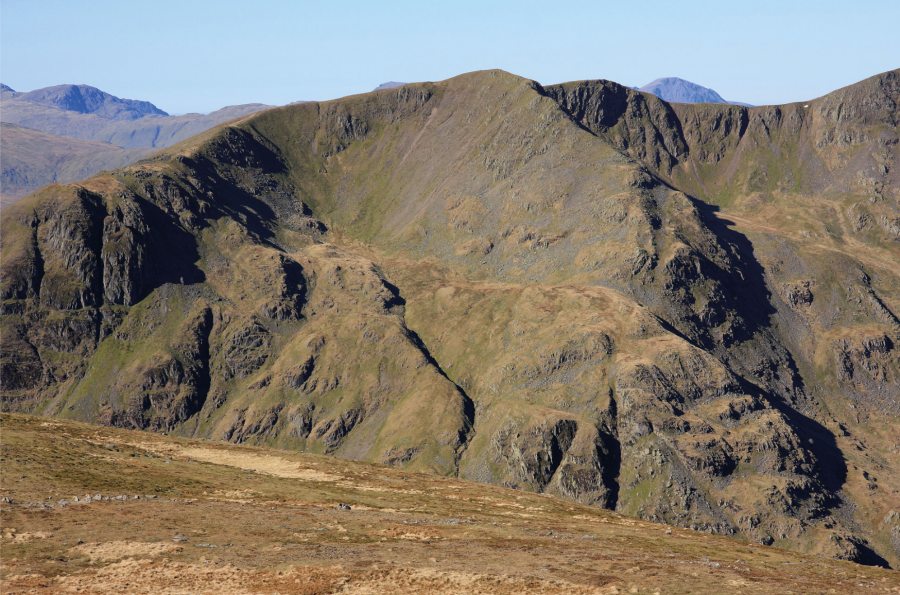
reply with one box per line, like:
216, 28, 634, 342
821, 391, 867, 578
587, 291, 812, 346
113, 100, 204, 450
1, 67, 898, 567
9, 83, 169, 120
0, 98, 274, 148
639, 77, 727, 103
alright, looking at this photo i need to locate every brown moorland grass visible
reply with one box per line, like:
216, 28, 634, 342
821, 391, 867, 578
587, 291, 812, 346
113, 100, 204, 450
1, 413, 898, 594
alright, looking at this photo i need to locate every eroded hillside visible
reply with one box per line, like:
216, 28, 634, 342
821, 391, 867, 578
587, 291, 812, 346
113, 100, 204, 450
2, 69, 898, 568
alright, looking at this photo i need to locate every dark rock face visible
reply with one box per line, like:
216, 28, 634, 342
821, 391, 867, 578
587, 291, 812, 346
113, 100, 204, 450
286, 356, 316, 391
33, 188, 105, 310
491, 417, 577, 487
223, 403, 286, 443
543, 80, 686, 174
834, 334, 899, 398
0, 324, 43, 391
288, 404, 315, 439
102, 201, 150, 306
110, 306, 213, 431
224, 318, 271, 379
314, 408, 364, 449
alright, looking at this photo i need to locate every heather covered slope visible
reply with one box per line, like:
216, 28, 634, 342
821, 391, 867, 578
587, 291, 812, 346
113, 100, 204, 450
1, 69, 899, 568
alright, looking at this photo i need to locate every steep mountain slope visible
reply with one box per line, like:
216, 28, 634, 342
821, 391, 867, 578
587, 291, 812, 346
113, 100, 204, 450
1, 68, 898, 568
0, 123, 155, 204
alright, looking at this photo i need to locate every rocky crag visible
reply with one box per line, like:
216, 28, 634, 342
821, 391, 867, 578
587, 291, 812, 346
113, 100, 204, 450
2, 69, 899, 567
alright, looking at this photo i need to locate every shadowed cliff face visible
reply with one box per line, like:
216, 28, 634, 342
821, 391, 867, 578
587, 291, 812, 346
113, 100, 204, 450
2, 68, 898, 568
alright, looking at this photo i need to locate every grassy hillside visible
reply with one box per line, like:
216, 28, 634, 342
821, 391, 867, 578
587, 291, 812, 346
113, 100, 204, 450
2, 413, 896, 594
1, 68, 898, 569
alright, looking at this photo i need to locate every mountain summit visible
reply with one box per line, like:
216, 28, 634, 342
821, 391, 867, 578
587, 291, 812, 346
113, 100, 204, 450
1, 83, 19, 99
10, 84, 168, 120
638, 77, 750, 105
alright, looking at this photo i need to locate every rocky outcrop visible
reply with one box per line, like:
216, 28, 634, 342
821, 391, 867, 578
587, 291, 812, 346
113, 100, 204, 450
101, 200, 150, 306
223, 318, 271, 380
833, 333, 900, 410
543, 80, 686, 175
490, 416, 617, 508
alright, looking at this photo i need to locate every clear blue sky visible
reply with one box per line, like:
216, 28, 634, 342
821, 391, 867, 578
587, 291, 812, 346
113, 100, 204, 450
2, 0, 898, 114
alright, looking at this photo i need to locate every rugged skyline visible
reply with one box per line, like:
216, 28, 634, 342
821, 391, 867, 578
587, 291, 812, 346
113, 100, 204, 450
0, 75, 750, 205
2, 67, 898, 568
3, 1, 896, 113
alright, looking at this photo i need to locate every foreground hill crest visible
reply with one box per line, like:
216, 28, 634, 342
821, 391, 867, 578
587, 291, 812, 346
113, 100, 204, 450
6, 413, 897, 593
1, 68, 899, 568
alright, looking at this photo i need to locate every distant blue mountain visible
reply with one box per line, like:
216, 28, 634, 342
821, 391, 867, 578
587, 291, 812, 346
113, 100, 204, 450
374, 81, 407, 91
9, 84, 169, 120
638, 77, 752, 107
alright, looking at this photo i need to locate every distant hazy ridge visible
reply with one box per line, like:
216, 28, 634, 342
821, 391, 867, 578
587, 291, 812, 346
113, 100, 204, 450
0, 83, 274, 202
